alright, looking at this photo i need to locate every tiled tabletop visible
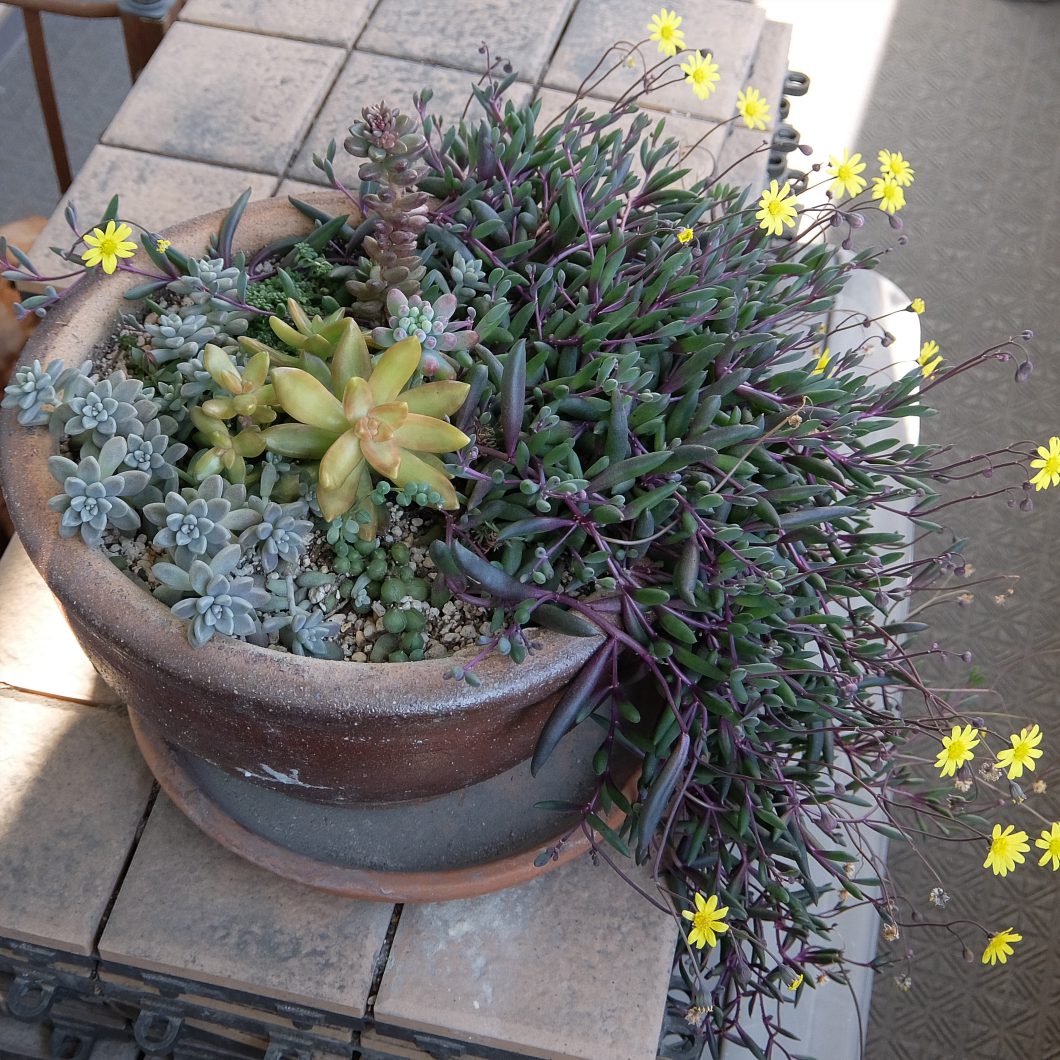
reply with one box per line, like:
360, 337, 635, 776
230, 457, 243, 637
8, 4, 796, 1056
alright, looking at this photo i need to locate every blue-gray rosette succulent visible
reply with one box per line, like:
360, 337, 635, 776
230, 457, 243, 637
152, 544, 270, 647
47, 436, 149, 544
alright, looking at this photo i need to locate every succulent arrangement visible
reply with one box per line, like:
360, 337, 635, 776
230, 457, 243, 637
2, 11, 1051, 1056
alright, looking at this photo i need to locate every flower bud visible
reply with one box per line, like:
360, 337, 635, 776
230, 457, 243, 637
1021, 329, 1034, 340
888, 215, 904, 230
1015, 359, 1034, 383
847, 211, 866, 228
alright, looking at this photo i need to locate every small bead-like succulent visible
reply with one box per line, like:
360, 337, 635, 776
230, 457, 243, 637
263, 330, 470, 527
2, 358, 66, 426
370, 289, 477, 379
47, 436, 149, 545
144, 312, 217, 365
152, 543, 270, 647
60, 370, 157, 449
238, 497, 312, 573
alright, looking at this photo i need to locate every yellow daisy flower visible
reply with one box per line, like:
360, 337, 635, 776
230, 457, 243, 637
680, 50, 719, 101
997, 724, 1043, 779
918, 339, 942, 378
81, 220, 137, 275
676, 226, 695, 244
755, 180, 797, 237
1035, 823, 1060, 870
878, 149, 915, 187
910, 297, 925, 314
934, 723, 980, 777
736, 86, 771, 131
1029, 436, 1060, 491
682, 892, 729, 949
983, 824, 1030, 877
872, 176, 906, 215
982, 927, 1021, 966
647, 8, 685, 57
810, 348, 831, 376
826, 149, 867, 199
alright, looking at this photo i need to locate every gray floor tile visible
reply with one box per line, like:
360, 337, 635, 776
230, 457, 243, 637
0, 688, 154, 954
287, 50, 532, 185
102, 22, 344, 175
359, 0, 577, 82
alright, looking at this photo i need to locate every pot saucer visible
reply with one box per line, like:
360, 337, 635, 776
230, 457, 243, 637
129, 709, 640, 902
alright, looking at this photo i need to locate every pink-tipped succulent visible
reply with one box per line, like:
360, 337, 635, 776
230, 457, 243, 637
370, 289, 478, 379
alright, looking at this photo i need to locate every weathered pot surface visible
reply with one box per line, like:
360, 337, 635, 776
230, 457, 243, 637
0, 193, 601, 805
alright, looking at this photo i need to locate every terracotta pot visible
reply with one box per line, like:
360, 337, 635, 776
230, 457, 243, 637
0, 193, 601, 805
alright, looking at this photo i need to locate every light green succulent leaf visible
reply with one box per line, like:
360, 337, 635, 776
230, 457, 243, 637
203, 344, 242, 394
201, 397, 237, 420
393, 414, 470, 454
319, 428, 363, 490
318, 458, 367, 522
270, 316, 307, 350
272, 367, 348, 433
262, 423, 337, 459
190, 406, 233, 447
233, 428, 266, 458
401, 380, 471, 419
243, 350, 271, 391
239, 335, 299, 368
331, 319, 371, 392
370, 336, 421, 403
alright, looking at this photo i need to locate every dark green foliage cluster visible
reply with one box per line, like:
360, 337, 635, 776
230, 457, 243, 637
243, 242, 341, 344
297, 79, 1019, 1050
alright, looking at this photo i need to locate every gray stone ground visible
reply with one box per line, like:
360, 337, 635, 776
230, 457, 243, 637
0, 7, 130, 225
858, 2, 1060, 1058
1, 0, 1059, 1056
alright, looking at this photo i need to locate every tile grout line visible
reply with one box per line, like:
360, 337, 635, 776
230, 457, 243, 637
277, 0, 385, 186
91, 781, 160, 955
362, 901, 403, 1029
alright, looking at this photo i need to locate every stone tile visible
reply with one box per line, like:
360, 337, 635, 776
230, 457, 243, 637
0, 537, 118, 705
374, 855, 678, 1060
29, 145, 278, 282
102, 23, 344, 175
545, 0, 765, 124
275, 178, 330, 200
360, 0, 576, 82
288, 50, 533, 185
0, 688, 154, 955
181, 0, 373, 47
711, 124, 772, 192
748, 19, 793, 123
98, 796, 394, 1018
0, 1013, 49, 1060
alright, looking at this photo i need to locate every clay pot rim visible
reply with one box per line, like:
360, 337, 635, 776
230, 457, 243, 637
0, 192, 600, 718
